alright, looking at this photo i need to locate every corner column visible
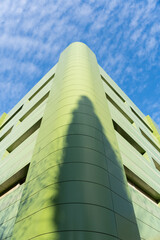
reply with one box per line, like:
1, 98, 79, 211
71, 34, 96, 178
12, 42, 140, 240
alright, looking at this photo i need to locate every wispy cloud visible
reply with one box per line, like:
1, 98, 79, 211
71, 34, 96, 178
0, 81, 24, 100
0, 0, 159, 127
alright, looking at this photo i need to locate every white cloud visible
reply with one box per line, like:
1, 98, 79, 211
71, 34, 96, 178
0, 81, 25, 100
146, 37, 157, 50
131, 28, 143, 42
130, 7, 144, 28
151, 23, 160, 34
0, 0, 159, 127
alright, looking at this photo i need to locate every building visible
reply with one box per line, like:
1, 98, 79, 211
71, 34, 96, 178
0, 42, 160, 240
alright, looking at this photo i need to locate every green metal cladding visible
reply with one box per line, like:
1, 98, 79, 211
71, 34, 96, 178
0, 42, 160, 240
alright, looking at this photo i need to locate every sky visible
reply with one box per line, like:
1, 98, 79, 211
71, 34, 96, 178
0, 0, 160, 127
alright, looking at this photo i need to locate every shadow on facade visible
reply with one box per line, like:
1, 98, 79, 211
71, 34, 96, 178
7, 96, 142, 240
50, 96, 141, 240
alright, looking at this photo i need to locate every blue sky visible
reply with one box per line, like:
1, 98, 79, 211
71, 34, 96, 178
0, 0, 160, 127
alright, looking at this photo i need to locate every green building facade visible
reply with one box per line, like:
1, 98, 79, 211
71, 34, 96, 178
0, 42, 160, 240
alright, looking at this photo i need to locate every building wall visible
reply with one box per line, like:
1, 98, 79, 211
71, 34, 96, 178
100, 67, 160, 240
0, 65, 56, 239
0, 42, 160, 240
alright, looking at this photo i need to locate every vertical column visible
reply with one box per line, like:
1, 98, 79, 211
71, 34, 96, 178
0, 112, 7, 126
145, 115, 160, 144
12, 42, 140, 240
